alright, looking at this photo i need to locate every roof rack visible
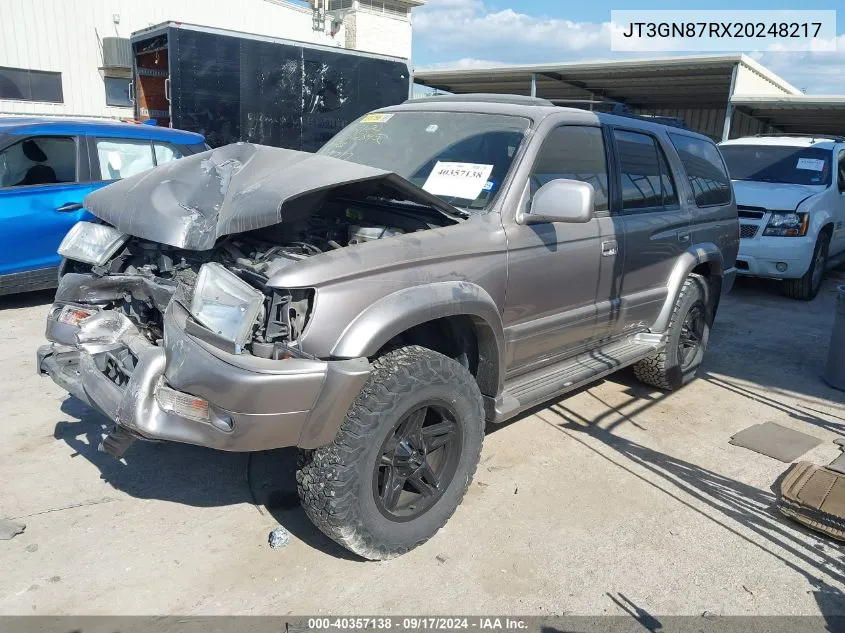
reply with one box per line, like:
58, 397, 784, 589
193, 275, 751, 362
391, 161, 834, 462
405, 93, 689, 130
553, 99, 689, 130
753, 132, 845, 142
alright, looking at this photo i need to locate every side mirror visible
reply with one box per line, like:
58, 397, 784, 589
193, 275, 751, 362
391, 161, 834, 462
525, 179, 595, 224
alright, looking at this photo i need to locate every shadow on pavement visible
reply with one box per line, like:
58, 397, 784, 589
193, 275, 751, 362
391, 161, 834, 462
53, 396, 361, 560
701, 276, 844, 417
0, 288, 55, 311
534, 399, 845, 614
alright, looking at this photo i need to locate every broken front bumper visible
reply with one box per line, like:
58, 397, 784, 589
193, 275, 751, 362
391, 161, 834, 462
38, 299, 370, 452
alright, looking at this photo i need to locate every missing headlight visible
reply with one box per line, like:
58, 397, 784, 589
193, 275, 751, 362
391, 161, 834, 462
260, 289, 315, 349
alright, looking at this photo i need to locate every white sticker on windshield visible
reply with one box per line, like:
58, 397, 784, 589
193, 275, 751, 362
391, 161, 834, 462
422, 162, 495, 200
796, 158, 825, 171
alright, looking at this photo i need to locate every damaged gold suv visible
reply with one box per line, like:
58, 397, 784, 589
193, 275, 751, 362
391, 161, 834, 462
38, 95, 739, 559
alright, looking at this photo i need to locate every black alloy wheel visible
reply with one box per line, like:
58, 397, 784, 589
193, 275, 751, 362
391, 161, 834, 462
374, 402, 461, 521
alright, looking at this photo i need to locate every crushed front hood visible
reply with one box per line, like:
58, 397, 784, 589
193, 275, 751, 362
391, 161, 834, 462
83, 142, 460, 251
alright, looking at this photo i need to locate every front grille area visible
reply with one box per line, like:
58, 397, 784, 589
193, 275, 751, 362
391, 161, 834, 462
103, 356, 131, 387
740, 224, 759, 239
99, 349, 137, 388
738, 206, 766, 219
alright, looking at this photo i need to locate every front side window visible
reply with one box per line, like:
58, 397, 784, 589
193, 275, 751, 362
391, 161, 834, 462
530, 126, 609, 213
669, 133, 732, 206
720, 143, 833, 187
319, 111, 530, 212
96, 138, 155, 180
0, 136, 76, 187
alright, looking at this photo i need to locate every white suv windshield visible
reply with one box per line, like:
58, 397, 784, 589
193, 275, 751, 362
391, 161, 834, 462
318, 112, 530, 212
720, 144, 832, 186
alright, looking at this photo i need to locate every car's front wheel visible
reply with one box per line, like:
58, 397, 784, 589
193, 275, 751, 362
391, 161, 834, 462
296, 345, 485, 560
782, 231, 830, 301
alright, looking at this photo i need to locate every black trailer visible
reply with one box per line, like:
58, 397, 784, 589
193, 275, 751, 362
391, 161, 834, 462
130, 22, 411, 151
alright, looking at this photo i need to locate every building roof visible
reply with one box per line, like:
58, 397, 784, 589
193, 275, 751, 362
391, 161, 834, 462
415, 54, 800, 110
0, 117, 205, 143
729, 95, 845, 138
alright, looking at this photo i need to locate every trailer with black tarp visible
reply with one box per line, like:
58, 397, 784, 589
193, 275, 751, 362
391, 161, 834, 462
130, 22, 411, 150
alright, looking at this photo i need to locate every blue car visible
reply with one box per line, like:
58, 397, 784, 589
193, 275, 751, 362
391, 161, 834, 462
0, 118, 206, 296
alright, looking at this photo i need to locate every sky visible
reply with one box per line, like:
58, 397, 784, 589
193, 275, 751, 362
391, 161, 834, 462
410, 0, 845, 94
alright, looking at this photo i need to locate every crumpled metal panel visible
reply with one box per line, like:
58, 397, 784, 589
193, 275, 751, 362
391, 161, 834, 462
82, 143, 459, 251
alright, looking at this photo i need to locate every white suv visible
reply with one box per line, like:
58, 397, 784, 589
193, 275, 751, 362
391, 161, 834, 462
719, 135, 845, 300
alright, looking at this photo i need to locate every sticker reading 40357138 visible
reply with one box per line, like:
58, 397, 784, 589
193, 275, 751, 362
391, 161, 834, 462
423, 161, 495, 201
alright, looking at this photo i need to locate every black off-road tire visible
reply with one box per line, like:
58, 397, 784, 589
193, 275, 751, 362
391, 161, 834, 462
782, 231, 830, 301
632, 274, 710, 391
296, 345, 484, 560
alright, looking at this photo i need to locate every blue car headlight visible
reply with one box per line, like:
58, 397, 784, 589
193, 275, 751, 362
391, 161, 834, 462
190, 263, 265, 352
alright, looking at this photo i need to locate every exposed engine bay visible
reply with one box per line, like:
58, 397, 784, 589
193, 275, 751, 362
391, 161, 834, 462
61, 197, 453, 359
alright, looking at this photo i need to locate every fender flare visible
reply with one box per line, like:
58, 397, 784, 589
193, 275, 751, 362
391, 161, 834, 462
653, 243, 725, 333
331, 281, 505, 396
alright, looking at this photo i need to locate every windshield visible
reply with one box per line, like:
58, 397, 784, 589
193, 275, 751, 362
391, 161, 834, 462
318, 111, 530, 212
720, 144, 832, 186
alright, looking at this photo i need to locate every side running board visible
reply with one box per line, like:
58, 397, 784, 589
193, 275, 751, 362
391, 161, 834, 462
493, 336, 661, 423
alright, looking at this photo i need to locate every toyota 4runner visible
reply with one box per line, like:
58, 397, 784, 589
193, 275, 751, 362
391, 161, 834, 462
38, 95, 738, 559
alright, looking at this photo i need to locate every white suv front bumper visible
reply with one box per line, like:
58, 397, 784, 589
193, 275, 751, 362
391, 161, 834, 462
736, 223, 815, 280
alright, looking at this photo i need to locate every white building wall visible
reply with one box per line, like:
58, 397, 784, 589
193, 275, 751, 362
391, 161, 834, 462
0, 0, 414, 119
344, 9, 412, 59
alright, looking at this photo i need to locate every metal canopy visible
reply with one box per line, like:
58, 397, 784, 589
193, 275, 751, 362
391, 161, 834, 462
730, 96, 845, 138
415, 55, 763, 110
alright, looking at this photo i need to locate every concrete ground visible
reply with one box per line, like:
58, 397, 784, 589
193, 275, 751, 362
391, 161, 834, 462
1, 274, 844, 616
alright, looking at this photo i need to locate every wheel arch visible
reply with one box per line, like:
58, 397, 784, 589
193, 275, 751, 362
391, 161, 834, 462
653, 244, 724, 333
331, 281, 505, 398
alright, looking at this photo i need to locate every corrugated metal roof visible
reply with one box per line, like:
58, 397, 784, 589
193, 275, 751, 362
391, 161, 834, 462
415, 54, 799, 110
730, 95, 845, 137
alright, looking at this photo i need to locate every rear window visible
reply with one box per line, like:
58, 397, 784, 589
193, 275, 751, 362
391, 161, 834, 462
719, 144, 833, 187
668, 133, 732, 207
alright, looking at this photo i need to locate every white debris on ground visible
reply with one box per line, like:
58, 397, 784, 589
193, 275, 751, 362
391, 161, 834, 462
268, 526, 290, 549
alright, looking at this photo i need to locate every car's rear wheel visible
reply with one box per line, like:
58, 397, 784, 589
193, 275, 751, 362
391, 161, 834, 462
782, 231, 830, 301
633, 274, 710, 391
296, 345, 484, 560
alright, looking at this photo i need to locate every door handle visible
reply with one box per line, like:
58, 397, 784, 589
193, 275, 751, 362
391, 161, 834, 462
56, 202, 83, 213
678, 231, 691, 243
601, 240, 618, 256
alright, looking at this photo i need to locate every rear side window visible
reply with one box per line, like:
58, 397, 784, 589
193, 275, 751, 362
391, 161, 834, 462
668, 133, 732, 207
530, 126, 609, 212
0, 136, 77, 187
613, 130, 678, 211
